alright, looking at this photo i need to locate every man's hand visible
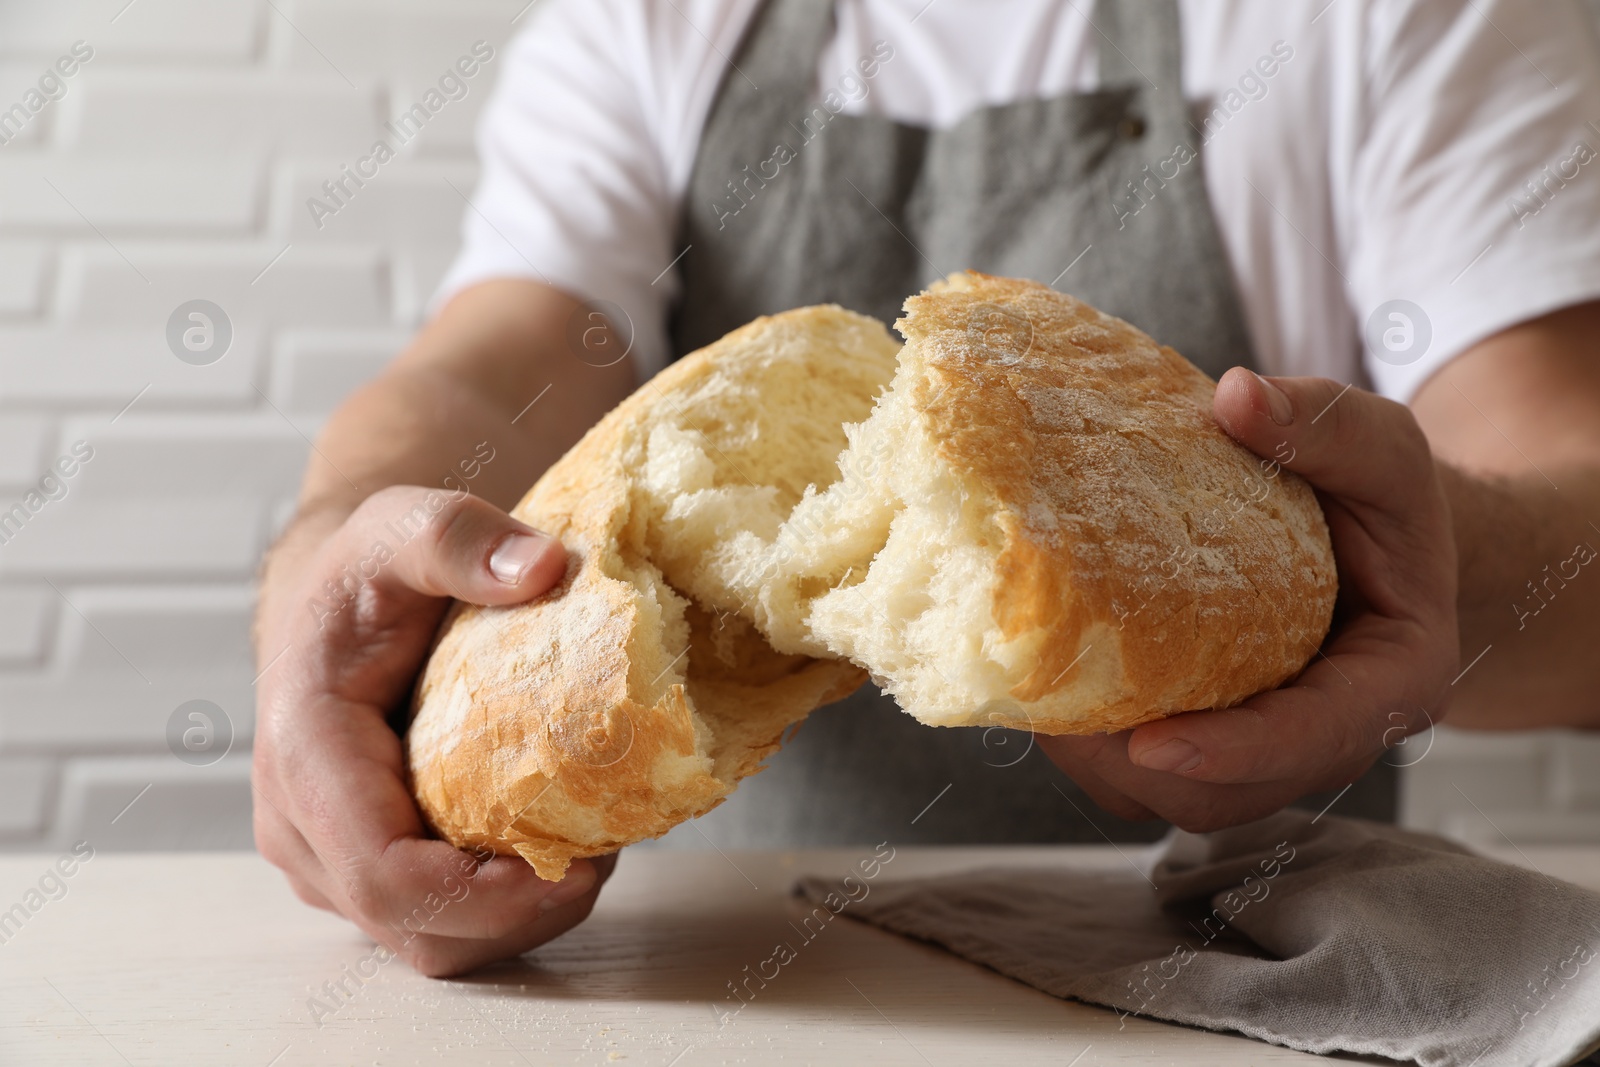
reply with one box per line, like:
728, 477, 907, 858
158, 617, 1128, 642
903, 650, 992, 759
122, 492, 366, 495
249, 278, 634, 975
253, 487, 615, 977
1040, 369, 1460, 832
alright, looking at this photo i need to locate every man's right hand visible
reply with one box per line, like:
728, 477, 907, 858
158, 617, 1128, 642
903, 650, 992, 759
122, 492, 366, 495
252, 486, 614, 977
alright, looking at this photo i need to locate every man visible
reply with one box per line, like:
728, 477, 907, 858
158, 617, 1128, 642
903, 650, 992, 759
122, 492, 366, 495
252, 0, 1600, 976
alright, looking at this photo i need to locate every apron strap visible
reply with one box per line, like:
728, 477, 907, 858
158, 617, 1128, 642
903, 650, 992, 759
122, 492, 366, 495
729, 0, 832, 94
1095, 0, 1183, 96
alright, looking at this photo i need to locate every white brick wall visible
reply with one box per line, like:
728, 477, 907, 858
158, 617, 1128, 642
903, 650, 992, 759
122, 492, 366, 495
1401, 726, 1600, 846
0, 0, 530, 850
0, 0, 1597, 852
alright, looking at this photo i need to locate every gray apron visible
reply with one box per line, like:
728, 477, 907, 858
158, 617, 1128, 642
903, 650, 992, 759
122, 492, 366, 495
658, 0, 1394, 846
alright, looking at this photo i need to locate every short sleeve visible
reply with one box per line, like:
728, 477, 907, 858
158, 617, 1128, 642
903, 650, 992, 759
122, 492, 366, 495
429, 0, 679, 378
1346, 0, 1600, 400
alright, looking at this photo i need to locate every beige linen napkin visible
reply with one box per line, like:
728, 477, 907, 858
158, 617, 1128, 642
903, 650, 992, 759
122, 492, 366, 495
794, 812, 1600, 1066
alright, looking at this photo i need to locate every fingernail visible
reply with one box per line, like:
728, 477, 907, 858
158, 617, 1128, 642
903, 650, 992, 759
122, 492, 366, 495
489, 533, 545, 585
537, 868, 595, 913
1254, 372, 1295, 426
1134, 739, 1203, 773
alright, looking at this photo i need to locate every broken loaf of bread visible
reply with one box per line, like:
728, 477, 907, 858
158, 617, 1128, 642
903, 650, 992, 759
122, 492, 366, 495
406, 273, 1337, 879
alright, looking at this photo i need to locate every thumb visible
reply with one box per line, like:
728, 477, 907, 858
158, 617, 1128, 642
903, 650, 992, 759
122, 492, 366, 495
337, 485, 570, 608
1211, 368, 1436, 513
1211, 367, 1456, 624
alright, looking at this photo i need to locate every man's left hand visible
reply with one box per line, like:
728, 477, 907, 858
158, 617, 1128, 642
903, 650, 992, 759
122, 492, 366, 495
1039, 369, 1459, 832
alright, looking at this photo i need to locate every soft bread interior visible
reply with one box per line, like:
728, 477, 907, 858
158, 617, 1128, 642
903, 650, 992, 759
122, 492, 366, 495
634, 285, 1048, 729
637, 343, 1041, 729
619, 307, 901, 781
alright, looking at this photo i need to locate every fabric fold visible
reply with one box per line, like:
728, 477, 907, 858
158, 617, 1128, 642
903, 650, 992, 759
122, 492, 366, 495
793, 811, 1600, 1067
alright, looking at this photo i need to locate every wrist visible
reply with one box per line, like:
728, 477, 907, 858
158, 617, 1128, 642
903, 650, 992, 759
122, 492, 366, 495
1434, 460, 1522, 615
253, 497, 356, 660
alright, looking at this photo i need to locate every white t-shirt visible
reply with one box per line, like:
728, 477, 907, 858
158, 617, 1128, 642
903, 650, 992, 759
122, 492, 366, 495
435, 0, 1600, 401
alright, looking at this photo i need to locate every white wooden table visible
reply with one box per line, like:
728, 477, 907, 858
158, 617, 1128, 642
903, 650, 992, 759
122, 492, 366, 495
2, 843, 1595, 1066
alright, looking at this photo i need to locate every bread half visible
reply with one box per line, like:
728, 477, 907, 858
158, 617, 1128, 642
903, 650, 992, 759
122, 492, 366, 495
406, 306, 891, 880
640, 273, 1335, 734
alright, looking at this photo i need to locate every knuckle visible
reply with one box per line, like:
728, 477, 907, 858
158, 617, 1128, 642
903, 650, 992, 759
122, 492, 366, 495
401, 942, 462, 979
1327, 384, 1428, 458
353, 486, 462, 558
1166, 790, 1247, 834
1106, 799, 1159, 822
343, 870, 391, 924
255, 822, 290, 870
557, 891, 602, 928
355, 484, 423, 523
287, 876, 332, 911
1171, 811, 1227, 834
1170, 797, 1242, 833
1323, 381, 1369, 445
418, 494, 478, 555
1075, 781, 1154, 822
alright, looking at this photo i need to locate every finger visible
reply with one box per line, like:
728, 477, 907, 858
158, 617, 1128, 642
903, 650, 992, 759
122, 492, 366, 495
1212, 368, 1457, 629
586, 851, 621, 888
262, 712, 602, 942
364, 874, 610, 978
282, 487, 572, 726
1052, 730, 1320, 832
1125, 631, 1415, 786
270, 705, 600, 940
395, 855, 620, 978
333, 486, 569, 609
1213, 369, 1454, 584
1212, 369, 1439, 510
1035, 734, 1161, 822
286, 873, 339, 913
254, 773, 349, 907
1126, 692, 1365, 787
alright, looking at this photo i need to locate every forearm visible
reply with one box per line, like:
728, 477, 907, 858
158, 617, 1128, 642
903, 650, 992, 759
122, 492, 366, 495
256, 279, 634, 654
1440, 461, 1600, 729
297, 280, 630, 516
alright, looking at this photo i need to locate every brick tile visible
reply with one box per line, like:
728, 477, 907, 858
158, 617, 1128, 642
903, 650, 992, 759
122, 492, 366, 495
267, 496, 298, 542
388, 76, 495, 158
271, 329, 405, 412
0, 327, 260, 409
0, 676, 255, 752
1397, 726, 1550, 833
393, 244, 463, 326
0, 585, 51, 663
50, 755, 253, 851
60, 71, 381, 154
58, 413, 310, 500
0, 1, 259, 60
274, 0, 524, 82
0, 65, 55, 148
0, 498, 263, 578
0, 414, 49, 483
1550, 732, 1600, 809
0, 156, 260, 233
1439, 809, 1600, 847
0, 242, 48, 316
278, 159, 475, 243
270, 1, 520, 158
52, 585, 256, 677
0, 758, 53, 836
58, 244, 390, 329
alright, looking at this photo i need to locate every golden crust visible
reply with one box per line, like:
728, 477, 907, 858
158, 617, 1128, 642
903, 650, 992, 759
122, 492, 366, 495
898, 272, 1337, 733
406, 308, 871, 881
